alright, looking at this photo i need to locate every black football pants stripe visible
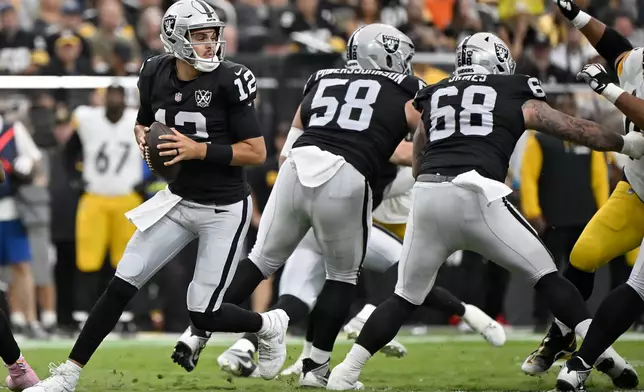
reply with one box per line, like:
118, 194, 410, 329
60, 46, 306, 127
358, 178, 370, 276
205, 197, 249, 313
502, 198, 554, 261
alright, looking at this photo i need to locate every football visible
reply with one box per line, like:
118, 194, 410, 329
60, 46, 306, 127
144, 122, 182, 183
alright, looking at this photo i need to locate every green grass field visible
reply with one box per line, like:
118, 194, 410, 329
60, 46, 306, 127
16, 332, 644, 391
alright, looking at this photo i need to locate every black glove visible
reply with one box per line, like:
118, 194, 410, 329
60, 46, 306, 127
577, 63, 611, 94
552, 0, 582, 21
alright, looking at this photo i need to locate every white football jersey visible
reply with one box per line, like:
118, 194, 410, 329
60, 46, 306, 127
73, 106, 142, 196
373, 166, 414, 224
617, 47, 644, 200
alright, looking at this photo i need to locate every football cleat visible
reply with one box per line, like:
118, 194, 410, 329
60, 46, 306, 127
461, 304, 506, 347
327, 362, 365, 391
217, 348, 260, 378
595, 353, 639, 389
555, 356, 592, 391
23, 362, 79, 392
171, 327, 209, 372
256, 309, 289, 380
522, 326, 576, 375
5, 357, 39, 391
344, 316, 407, 358
280, 353, 305, 377
299, 358, 330, 388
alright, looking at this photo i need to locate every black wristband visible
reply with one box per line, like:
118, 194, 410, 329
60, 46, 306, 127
205, 143, 233, 165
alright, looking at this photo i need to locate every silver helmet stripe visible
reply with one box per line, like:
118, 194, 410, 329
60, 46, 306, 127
347, 25, 367, 61
460, 35, 472, 68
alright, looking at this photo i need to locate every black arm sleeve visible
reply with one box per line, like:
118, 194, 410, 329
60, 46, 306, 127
136, 75, 154, 126
596, 26, 634, 70
230, 102, 262, 141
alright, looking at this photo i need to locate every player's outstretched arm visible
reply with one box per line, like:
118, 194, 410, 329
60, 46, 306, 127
577, 63, 644, 132
522, 99, 644, 159
552, 0, 632, 69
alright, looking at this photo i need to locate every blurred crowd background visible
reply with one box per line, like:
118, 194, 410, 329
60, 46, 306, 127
0, 0, 642, 339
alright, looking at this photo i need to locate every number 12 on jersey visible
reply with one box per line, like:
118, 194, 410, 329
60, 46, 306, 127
309, 79, 381, 132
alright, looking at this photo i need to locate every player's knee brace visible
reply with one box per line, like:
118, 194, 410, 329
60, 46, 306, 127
114, 253, 147, 289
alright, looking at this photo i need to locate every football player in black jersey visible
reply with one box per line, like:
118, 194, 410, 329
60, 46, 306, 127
327, 32, 644, 390
177, 23, 426, 387
24, 2, 295, 391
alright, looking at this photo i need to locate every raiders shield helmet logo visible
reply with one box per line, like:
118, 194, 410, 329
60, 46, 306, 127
163, 15, 177, 37
494, 43, 509, 63
382, 35, 400, 54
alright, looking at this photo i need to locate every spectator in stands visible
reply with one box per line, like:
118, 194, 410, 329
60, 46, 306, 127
233, 0, 269, 52
89, 0, 142, 75
345, 0, 380, 36
40, 32, 93, 76
520, 93, 610, 331
44, 2, 93, 63
516, 33, 575, 84
136, 6, 164, 60
279, 0, 346, 53
399, 0, 447, 52
612, 12, 644, 47
0, 4, 49, 75
32, 0, 64, 37
550, 24, 597, 75
0, 117, 46, 338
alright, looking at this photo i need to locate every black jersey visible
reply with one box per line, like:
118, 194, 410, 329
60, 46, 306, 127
413, 73, 547, 182
294, 68, 425, 185
136, 55, 260, 204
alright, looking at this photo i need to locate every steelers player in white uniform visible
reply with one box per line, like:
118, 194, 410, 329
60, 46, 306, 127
70, 85, 143, 315
527, 1, 644, 390
522, 1, 642, 389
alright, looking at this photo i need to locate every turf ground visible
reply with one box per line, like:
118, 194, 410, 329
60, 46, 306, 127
17, 330, 644, 391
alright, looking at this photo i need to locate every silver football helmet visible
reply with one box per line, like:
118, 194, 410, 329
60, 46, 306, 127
160, 0, 225, 72
454, 32, 516, 76
345, 23, 415, 75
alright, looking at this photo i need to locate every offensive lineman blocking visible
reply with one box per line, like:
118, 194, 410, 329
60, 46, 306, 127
327, 32, 644, 390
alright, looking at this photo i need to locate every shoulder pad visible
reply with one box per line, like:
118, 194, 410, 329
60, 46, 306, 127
400, 74, 427, 98
412, 83, 436, 112
514, 74, 548, 102
302, 71, 322, 97
220, 61, 258, 105
139, 54, 171, 77
617, 47, 644, 84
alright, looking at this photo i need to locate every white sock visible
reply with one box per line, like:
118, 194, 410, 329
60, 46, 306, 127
574, 319, 592, 339
301, 340, 312, 358
10, 313, 26, 327
64, 360, 83, 374
41, 311, 57, 328
355, 304, 376, 322
554, 318, 572, 335
309, 347, 331, 364
231, 338, 257, 353
258, 313, 272, 336
345, 344, 371, 370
